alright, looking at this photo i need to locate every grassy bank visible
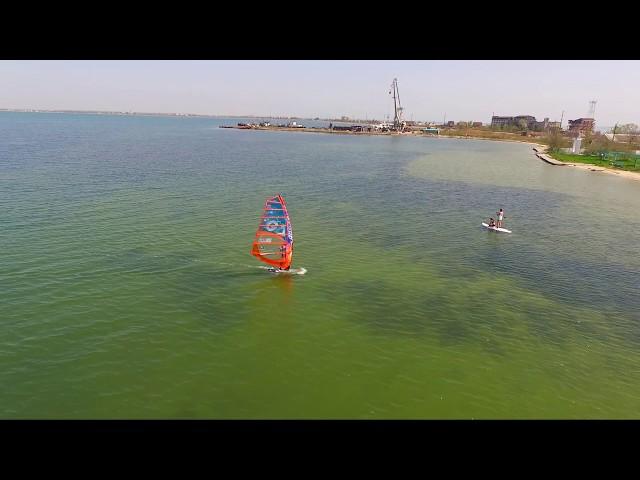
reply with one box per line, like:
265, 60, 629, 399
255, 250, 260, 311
548, 151, 640, 172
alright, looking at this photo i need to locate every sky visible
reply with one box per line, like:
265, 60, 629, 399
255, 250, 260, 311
1, 60, 638, 128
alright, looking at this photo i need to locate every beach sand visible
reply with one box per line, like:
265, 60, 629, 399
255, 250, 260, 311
562, 163, 640, 182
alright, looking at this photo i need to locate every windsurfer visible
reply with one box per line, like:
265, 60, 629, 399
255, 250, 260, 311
280, 244, 290, 270
251, 194, 294, 273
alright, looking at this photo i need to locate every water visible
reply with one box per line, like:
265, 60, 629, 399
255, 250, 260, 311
2, 111, 640, 419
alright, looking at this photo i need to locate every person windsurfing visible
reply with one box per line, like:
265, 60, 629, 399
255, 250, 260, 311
280, 244, 290, 271
251, 194, 294, 272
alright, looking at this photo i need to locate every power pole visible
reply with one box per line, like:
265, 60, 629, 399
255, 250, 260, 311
560, 110, 564, 129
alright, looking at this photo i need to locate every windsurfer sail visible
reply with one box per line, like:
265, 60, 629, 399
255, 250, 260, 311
250, 193, 293, 271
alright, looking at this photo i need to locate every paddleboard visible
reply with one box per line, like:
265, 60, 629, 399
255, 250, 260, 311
482, 222, 512, 234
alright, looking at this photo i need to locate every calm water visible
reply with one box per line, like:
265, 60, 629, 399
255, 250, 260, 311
2, 112, 640, 418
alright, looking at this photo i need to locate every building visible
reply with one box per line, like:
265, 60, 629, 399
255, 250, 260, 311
491, 115, 558, 131
332, 125, 366, 132
446, 121, 455, 127
536, 118, 549, 130
567, 118, 595, 136
514, 115, 537, 130
491, 116, 514, 128
472, 121, 483, 128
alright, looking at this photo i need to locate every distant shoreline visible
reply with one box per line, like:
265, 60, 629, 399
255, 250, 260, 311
6, 109, 636, 182
222, 123, 549, 148
0, 109, 243, 119
0, 108, 341, 122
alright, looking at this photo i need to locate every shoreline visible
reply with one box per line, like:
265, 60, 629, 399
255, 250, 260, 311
228, 124, 549, 148
533, 146, 640, 182
553, 161, 640, 182
242, 125, 640, 182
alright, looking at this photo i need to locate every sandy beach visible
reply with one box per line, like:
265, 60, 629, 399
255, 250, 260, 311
561, 162, 640, 182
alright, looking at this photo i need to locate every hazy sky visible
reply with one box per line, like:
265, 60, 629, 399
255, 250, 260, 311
1, 60, 638, 127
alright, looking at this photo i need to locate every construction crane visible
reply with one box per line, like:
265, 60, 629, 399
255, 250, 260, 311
389, 78, 405, 132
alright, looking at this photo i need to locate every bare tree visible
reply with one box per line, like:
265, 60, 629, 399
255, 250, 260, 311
616, 123, 639, 134
517, 119, 528, 132
546, 128, 566, 152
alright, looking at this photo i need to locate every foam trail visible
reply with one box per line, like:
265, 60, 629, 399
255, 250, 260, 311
213, 262, 307, 275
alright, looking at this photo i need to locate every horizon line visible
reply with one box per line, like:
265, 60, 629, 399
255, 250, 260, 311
0, 107, 617, 128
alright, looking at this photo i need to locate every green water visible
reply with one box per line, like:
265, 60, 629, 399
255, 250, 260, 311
2, 112, 640, 418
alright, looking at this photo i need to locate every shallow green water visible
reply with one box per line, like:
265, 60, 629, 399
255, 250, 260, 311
2, 112, 640, 418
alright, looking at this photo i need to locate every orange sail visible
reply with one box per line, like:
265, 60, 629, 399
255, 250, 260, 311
250, 194, 293, 270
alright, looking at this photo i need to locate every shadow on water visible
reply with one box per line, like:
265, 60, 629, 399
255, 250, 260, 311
323, 270, 633, 359
152, 258, 299, 332
327, 279, 510, 356
315, 172, 640, 350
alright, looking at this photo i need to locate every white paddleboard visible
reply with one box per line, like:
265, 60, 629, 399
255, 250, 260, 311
482, 222, 512, 234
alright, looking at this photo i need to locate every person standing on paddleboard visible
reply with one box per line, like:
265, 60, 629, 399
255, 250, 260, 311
496, 208, 505, 228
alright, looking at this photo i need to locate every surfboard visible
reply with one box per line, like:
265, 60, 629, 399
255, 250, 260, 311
482, 222, 512, 234
267, 267, 307, 275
